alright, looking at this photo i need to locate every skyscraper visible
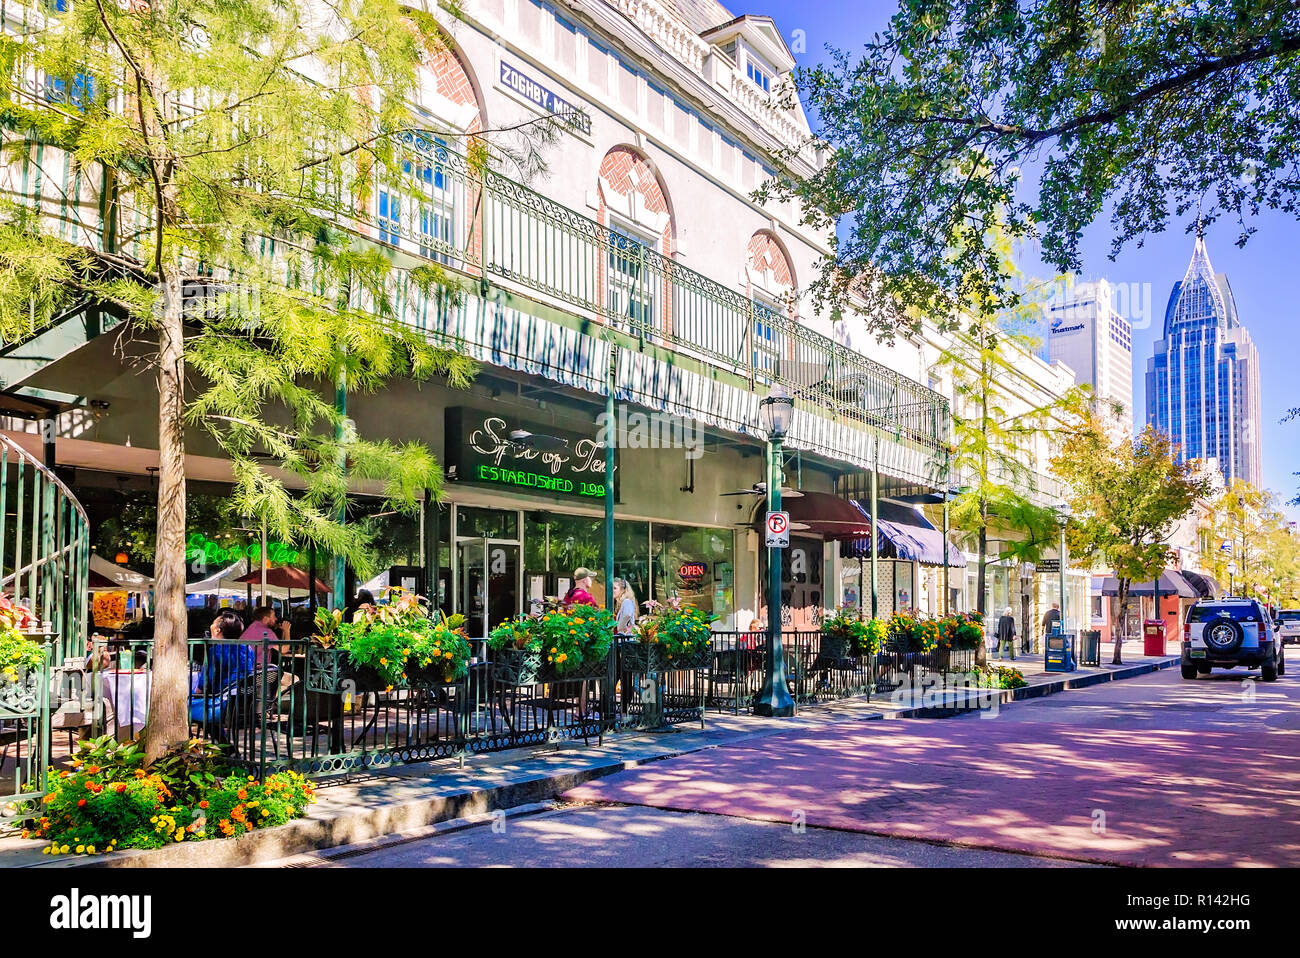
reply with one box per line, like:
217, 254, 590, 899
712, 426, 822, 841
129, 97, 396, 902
1146, 234, 1263, 487
1046, 279, 1134, 435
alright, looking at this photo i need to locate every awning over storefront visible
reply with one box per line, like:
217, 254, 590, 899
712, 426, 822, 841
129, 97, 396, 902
750, 491, 873, 540
842, 499, 965, 567
1100, 570, 1200, 598
1179, 570, 1220, 599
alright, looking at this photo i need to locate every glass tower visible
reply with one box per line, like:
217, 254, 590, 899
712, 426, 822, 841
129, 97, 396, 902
1146, 235, 1262, 487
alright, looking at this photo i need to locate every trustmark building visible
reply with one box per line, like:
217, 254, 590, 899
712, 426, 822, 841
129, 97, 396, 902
1, 0, 958, 639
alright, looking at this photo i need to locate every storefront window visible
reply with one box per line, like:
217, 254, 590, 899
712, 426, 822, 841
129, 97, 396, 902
652, 523, 734, 625
520, 511, 649, 609
456, 506, 518, 541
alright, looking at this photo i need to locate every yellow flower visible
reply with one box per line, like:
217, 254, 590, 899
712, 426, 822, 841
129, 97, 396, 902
75, 845, 84, 854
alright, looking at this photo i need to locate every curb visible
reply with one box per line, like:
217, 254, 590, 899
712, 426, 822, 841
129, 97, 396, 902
884, 656, 1179, 718
17, 656, 1176, 867
23, 744, 703, 869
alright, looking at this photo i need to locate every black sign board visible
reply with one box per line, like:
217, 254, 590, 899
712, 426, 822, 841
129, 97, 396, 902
1036, 559, 1061, 574
443, 407, 616, 502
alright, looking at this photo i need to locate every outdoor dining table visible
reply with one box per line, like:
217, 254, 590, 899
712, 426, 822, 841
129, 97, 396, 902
100, 669, 150, 739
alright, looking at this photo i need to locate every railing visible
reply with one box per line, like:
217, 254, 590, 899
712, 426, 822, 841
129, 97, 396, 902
74, 629, 983, 785
0, 642, 50, 829
2, 19, 949, 453
1, 436, 92, 664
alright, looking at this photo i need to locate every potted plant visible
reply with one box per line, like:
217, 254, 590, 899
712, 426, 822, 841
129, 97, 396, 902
406, 614, 472, 687
487, 616, 543, 685
0, 598, 44, 712
624, 599, 716, 672
820, 605, 867, 660
307, 588, 438, 693
488, 601, 616, 684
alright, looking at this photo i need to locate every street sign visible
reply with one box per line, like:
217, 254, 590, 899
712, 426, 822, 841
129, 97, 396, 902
765, 511, 790, 548
1036, 559, 1061, 574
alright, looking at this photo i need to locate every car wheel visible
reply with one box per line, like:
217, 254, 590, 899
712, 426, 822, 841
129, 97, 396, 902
1278, 651, 1286, 676
1181, 663, 1198, 680
1204, 619, 1243, 654
1262, 658, 1278, 682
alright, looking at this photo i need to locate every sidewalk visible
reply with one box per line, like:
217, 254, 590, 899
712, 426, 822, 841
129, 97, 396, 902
0, 644, 1176, 868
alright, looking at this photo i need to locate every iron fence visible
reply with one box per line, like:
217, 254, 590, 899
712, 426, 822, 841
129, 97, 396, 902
0, 644, 50, 830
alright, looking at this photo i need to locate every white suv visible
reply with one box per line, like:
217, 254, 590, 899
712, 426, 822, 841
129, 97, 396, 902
1181, 597, 1285, 681
1276, 610, 1300, 646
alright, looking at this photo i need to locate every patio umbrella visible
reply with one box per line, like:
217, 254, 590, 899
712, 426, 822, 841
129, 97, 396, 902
233, 566, 330, 596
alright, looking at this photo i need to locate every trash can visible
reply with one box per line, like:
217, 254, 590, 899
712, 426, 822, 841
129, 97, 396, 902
1143, 619, 1167, 656
1079, 630, 1101, 667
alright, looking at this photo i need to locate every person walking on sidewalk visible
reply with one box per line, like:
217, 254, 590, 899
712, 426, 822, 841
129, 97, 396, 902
1040, 602, 1061, 653
996, 607, 1017, 660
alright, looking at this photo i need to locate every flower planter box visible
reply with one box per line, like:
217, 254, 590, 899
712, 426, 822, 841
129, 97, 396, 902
618, 641, 711, 673
543, 653, 611, 683
306, 646, 395, 694
492, 647, 544, 686
818, 634, 854, 661
405, 661, 460, 689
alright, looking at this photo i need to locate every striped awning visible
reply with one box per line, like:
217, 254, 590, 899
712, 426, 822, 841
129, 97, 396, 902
842, 499, 965, 567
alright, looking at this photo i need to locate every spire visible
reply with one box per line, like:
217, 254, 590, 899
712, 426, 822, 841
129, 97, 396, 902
1171, 226, 1229, 331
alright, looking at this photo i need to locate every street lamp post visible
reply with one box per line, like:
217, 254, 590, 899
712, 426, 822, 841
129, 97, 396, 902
754, 384, 795, 718
1227, 560, 1237, 597
1055, 503, 1072, 647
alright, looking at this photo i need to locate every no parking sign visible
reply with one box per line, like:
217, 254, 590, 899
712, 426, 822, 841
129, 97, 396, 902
765, 511, 790, 548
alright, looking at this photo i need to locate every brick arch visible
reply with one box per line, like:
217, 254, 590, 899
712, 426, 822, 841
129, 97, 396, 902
418, 43, 485, 136
747, 229, 796, 295
596, 146, 675, 253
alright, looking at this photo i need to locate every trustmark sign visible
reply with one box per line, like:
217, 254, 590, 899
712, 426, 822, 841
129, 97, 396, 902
498, 59, 591, 134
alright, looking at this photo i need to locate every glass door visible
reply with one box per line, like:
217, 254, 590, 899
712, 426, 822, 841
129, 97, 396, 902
456, 536, 519, 639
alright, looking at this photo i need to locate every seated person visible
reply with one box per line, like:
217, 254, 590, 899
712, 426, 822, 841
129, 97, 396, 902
189, 611, 259, 730
240, 605, 292, 663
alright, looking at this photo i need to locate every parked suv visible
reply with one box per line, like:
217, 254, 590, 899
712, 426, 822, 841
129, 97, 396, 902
1276, 610, 1300, 646
1181, 597, 1285, 681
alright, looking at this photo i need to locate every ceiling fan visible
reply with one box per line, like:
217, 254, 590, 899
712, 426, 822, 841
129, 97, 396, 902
720, 482, 804, 499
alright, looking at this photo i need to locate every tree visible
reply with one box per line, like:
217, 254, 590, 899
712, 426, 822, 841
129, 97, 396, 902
0, 0, 553, 760
1053, 419, 1212, 664
763, 0, 1300, 332
1208, 481, 1300, 604
934, 228, 1084, 663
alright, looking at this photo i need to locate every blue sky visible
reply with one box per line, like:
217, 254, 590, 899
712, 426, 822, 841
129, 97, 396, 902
760, 0, 1298, 514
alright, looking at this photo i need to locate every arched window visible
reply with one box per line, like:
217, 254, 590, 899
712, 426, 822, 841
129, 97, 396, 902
746, 230, 796, 373
597, 146, 674, 330
375, 39, 485, 273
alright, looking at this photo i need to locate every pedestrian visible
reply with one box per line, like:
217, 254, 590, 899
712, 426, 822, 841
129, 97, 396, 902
1042, 602, 1061, 649
996, 606, 1017, 660
562, 568, 598, 608
612, 577, 638, 634
241, 604, 292, 663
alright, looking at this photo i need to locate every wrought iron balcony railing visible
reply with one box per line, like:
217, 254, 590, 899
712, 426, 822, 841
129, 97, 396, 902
365, 136, 950, 451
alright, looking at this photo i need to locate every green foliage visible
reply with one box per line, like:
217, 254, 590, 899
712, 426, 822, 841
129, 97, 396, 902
0, 628, 44, 680
966, 664, 1027, 690
1053, 414, 1213, 651
28, 736, 315, 855
0, 0, 483, 584
490, 600, 616, 675
636, 600, 715, 664
764, 0, 1300, 330
326, 589, 470, 686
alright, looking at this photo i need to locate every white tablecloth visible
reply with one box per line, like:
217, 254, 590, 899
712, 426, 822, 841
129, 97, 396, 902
101, 670, 150, 733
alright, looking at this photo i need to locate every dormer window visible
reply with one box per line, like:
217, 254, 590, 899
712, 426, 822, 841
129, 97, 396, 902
746, 57, 772, 93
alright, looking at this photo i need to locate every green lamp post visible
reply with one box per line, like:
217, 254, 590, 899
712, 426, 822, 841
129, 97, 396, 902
754, 384, 795, 718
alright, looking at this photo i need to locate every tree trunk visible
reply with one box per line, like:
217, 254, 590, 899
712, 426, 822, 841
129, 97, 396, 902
1112, 580, 1128, 665
140, 260, 189, 763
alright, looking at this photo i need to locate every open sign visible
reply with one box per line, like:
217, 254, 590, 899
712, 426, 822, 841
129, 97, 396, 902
679, 562, 708, 579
